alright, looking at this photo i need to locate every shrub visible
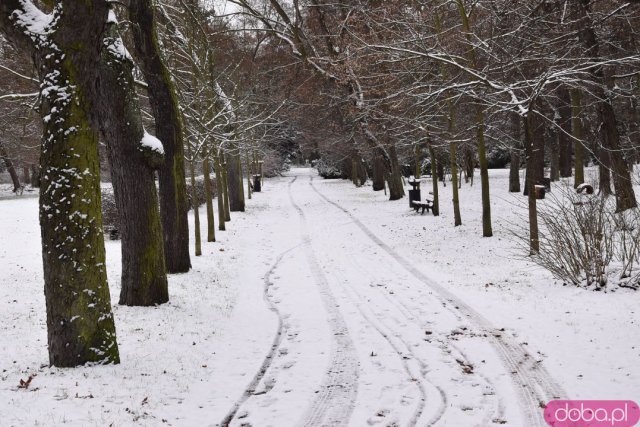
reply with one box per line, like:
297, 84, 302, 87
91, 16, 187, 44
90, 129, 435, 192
525, 185, 640, 290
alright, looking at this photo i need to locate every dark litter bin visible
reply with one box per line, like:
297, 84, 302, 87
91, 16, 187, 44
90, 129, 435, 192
253, 174, 262, 192
408, 178, 421, 207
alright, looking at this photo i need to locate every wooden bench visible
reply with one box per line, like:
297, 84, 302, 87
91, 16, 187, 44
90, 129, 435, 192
411, 199, 434, 215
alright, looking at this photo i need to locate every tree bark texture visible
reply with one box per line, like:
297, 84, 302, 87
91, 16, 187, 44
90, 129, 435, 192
0, 0, 120, 366
130, 0, 191, 272
98, 19, 168, 307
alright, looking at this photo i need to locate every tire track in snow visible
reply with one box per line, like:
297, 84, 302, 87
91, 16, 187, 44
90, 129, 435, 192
219, 242, 299, 427
309, 174, 565, 426
287, 176, 360, 427
310, 202, 502, 426
333, 268, 436, 426
376, 286, 506, 426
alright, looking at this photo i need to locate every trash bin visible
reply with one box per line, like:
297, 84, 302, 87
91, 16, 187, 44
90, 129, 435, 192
253, 174, 261, 192
408, 178, 421, 207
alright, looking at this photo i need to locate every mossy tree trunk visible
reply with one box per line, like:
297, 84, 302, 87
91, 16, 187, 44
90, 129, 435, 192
0, 0, 120, 366
98, 18, 168, 307
129, 0, 191, 273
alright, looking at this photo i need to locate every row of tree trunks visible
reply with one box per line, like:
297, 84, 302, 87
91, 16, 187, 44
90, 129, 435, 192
574, 0, 636, 212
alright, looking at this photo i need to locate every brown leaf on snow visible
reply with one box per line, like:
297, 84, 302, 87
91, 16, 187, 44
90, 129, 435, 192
18, 375, 34, 389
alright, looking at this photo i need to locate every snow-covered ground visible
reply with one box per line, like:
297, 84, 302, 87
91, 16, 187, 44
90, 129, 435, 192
1, 167, 638, 426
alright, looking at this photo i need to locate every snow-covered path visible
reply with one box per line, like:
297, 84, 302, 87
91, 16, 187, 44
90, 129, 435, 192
222, 168, 562, 426
2, 167, 638, 427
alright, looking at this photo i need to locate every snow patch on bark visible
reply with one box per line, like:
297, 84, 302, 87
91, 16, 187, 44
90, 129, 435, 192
140, 130, 164, 154
12, 0, 54, 37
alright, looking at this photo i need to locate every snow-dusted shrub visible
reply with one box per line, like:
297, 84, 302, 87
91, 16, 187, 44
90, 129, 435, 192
529, 185, 640, 290
315, 158, 342, 179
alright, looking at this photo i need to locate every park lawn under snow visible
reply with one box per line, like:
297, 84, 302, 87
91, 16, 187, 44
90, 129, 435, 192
0, 167, 639, 426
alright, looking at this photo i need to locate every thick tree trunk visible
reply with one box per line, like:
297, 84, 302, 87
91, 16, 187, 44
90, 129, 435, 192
571, 89, 585, 188
387, 143, 405, 201
0, 0, 120, 366
575, 0, 636, 211
98, 20, 168, 307
509, 112, 522, 193
598, 152, 612, 196
203, 156, 216, 242
372, 154, 385, 191
0, 141, 21, 192
357, 157, 368, 186
226, 143, 245, 212
130, 0, 191, 273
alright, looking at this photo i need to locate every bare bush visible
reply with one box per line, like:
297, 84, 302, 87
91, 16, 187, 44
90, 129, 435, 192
516, 184, 640, 291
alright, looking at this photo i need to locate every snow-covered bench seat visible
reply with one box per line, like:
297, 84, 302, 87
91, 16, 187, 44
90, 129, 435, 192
411, 199, 434, 215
